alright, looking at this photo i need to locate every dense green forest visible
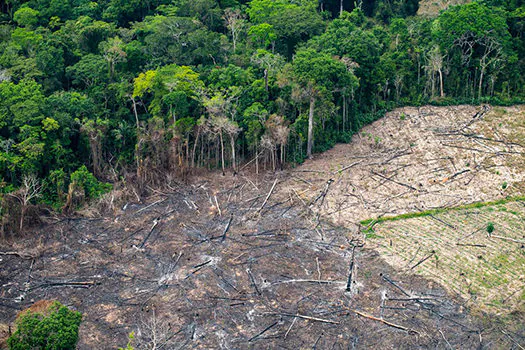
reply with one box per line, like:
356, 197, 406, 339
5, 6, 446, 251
0, 0, 523, 218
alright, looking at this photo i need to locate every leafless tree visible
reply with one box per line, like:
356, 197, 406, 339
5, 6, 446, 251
101, 37, 127, 79
80, 119, 106, 178
0, 68, 10, 82
425, 46, 445, 98
133, 308, 180, 350
478, 37, 505, 99
202, 90, 241, 175
8, 174, 42, 232
223, 8, 245, 52
251, 50, 285, 92
264, 114, 290, 171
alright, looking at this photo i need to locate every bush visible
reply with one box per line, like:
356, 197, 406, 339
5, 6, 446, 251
70, 166, 111, 199
7, 300, 82, 350
487, 222, 495, 234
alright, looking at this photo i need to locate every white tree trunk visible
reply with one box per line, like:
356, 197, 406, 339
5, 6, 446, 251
307, 95, 315, 159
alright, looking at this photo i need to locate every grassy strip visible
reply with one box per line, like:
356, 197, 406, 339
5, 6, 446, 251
360, 195, 525, 230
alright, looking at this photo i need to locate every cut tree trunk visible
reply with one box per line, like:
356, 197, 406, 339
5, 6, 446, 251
438, 69, 444, 97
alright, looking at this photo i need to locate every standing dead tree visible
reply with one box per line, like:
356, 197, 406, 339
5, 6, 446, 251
265, 114, 290, 171
202, 90, 241, 175
223, 8, 245, 52
7, 174, 42, 234
425, 46, 446, 98
80, 119, 106, 178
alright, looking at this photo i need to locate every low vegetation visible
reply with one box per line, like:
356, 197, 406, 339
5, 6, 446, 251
7, 300, 82, 350
361, 195, 525, 228
364, 200, 525, 314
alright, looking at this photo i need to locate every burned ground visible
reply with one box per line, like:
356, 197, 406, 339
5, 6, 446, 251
1, 105, 524, 349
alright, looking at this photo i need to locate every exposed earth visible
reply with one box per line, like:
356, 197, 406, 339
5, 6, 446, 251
1, 105, 524, 349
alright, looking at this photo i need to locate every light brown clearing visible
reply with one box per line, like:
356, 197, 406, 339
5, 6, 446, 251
417, 0, 471, 16
1, 105, 524, 348
285, 105, 525, 229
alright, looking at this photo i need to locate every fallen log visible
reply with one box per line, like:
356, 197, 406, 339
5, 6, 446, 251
257, 178, 278, 213
0, 251, 36, 260
249, 321, 279, 342
310, 179, 334, 208
345, 246, 357, 292
29, 280, 100, 291
135, 197, 167, 214
456, 243, 487, 248
221, 214, 233, 242
411, 250, 435, 270
448, 169, 471, 181
246, 268, 261, 295
491, 235, 525, 244
370, 171, 417, 191
272, 279, 345, 285
381, 275, 411, 297
273, 313, 339, 324
348, 309, 417, 333
139, 218, 159, 248
429, 215, 456, 229
334, 161, 363, 175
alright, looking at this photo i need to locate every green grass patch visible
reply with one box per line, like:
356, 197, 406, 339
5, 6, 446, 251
360, 196, 525, 228
365, 232, 384, 239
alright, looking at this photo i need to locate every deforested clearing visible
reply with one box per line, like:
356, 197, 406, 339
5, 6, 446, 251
369, 201, 525, 315
1, 105, 524, 348
284, 104, 525, 316
287, 105, 525, 226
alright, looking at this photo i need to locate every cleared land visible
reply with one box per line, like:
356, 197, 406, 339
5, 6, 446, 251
1, 105, 524, 348
287, 105, 525, 227
284, 105, 525, 314
0, 176, 490, 349
367, 200, 525, 315
417, 0, 471, 16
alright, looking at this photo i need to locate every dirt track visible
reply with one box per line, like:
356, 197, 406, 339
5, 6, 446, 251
1, 105, 524, 349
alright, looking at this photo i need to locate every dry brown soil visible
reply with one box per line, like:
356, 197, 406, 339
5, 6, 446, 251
287, 105, 525, 227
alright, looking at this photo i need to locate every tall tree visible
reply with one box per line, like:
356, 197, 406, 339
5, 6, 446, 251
283, 49, 358, 158
433, 2, 514, 97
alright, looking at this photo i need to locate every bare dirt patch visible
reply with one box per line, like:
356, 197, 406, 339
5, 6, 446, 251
0, 175, 506, 349
417, 0, 471, 16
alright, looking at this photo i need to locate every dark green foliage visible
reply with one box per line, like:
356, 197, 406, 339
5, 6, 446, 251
487, 222, 495, 234
7, 301, 82, 350
70, 165, 111, 199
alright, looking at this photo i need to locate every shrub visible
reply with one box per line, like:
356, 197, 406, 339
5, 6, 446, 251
119, 332, 135, 350
7, 300, 82, 350
487, 222, 495, 235
70, 166, 111, 199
